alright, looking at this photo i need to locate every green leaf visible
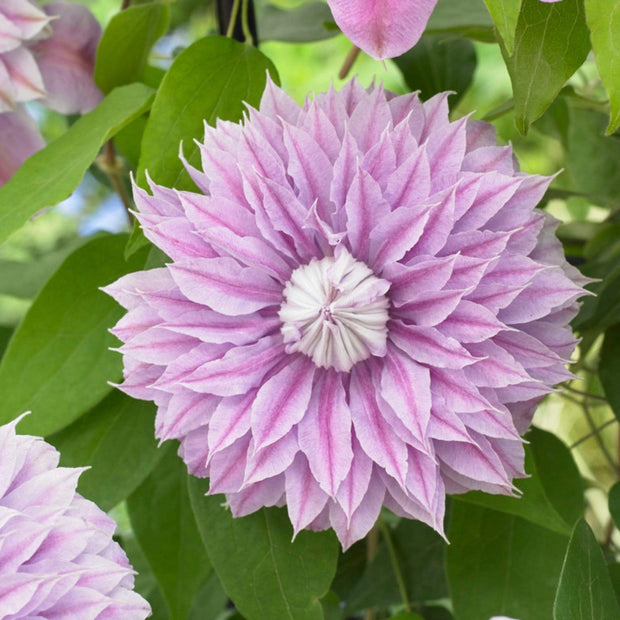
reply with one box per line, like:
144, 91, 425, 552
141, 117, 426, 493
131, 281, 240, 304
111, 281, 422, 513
574, 265, 620, 333
447, 502, 568, 620
0, 234, 147, 436
0, 327, 12, 359
393, 35, 476, 106
47, 390, 163, 511
344, 519, 448, 613
188, 476, 339, 620
553, 519, 620, 618
0, 238, 88, 299
0, 83, 154, 245
389, 614, 424, 620
609, 482, 620, 530
483, 0, 522, 53
458, 440, 573, 535
427, 0, 495, 40
128, 446, 211, 620
566, 106, 620, 208
502, 0, 591, 134
95, 3, 170, 94
600, 325, 620, 422
259, 3, 336, 42
528, 427, 584, 526
137, 36, 278, 190
584, 0, 620, 134
189, 572, 229, 620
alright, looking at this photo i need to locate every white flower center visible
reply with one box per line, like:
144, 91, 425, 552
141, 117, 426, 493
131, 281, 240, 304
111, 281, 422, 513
279, 249, 390, 372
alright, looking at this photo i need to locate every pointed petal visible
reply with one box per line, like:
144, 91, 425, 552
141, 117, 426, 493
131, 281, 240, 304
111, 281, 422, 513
250, 357, 315, 450
169, 257, 282, 316
298, 370, 353, 496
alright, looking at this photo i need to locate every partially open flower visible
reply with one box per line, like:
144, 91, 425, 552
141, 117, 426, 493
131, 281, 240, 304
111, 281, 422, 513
105, 77, 587, 549
0, 106, 44, 185
0, 0, 101, 114
0, 416, 151, 618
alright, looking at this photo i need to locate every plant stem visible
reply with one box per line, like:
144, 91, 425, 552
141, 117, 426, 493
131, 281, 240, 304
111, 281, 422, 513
570, 417, 618, 449
379, 520, 412, 613
225, 0, 242, 39
103, 140, 133, 224
121, 0, 130, 9
563, 384, 608, 402
339, 45, 361, 80
363, 523, 380, 620
241, 0, 253, 45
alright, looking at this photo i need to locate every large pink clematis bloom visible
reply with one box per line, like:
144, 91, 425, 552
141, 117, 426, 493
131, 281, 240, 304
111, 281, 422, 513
105, 78, 587, 549
0, 417, 151, 618
0, 0, 102, 185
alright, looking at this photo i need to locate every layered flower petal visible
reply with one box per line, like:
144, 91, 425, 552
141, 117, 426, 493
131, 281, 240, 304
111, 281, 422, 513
0, 105, 44, 185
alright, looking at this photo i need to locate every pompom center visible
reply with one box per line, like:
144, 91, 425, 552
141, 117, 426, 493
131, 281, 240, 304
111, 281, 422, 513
279, 248, 391, 372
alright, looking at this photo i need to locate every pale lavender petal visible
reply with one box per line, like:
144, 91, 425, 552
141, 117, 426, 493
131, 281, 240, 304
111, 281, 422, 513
31, 1, 102, 114
328, 0, 439, 60
0, 106, 44, 185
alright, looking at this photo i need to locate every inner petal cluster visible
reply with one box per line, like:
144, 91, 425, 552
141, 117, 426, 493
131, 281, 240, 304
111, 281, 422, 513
279, 248, 390, 372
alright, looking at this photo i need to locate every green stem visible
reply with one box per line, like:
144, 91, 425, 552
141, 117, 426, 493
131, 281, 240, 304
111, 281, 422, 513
379, 520, 411, 613
241, 0, 253, 45
570, 417, 618, 449
225, 0, 242, 39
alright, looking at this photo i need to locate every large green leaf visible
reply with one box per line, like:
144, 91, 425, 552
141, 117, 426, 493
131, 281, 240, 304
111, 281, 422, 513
0, 234, 147, 436
188, 476, 339, 620
137, 36, 278, 190
447, 502, 568, 620
566, 106, 620, 208
609, 481, 620, 530
48, 390, 163, 511
457, 436, 574, 535
128, 447, 211, 620
600, 325, 620, 422
344, 519, 448, 613
0, 83, 154, 245
553, 519, 620, 618
502, 0, 591, 134
584, 0, 620, 134
95, 3, 170, 94
393, 35, 476, 106
483, 0, 522, 53
527, 427, 584, 526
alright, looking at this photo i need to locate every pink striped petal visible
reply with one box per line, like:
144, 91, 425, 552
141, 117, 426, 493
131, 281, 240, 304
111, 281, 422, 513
298, 370, 353, 496
250, 357, 315, 450
169, 257, 282, 316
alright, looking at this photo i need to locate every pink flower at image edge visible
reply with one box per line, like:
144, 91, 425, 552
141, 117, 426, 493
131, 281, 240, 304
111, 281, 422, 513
105, 77, 587, 549
0, 416, 151, 618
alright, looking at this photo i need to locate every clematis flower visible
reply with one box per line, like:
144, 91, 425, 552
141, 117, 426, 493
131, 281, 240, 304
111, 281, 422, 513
0, 0, 102, 186
0, 416, 151, 618
327, 0, 563, 60
0, 0, 101, 114
0, 106, 44, 185
105, 77, 587, 549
